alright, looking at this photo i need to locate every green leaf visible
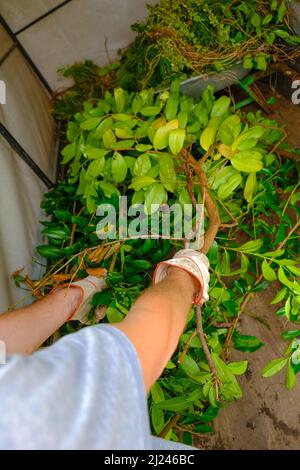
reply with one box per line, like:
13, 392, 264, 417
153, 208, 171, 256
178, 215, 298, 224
140, 106, 161, 117
61, 142, 76, 164
80, 116, 103, 130
231, 154, 263, 173
151, 406, 165, 434
211, 352, 242, 399
114, 88, 126, 113
168, 129, 186, 155
86, 157, 105, 178
286, 361, 296, 390
113, 140, 135, 150
153, 126, 169, 150
83, 147, 110, 160
241, 254, 249, 274
234, 334, 264, 352
244, 173, 256, 202
156, 397, 193, 412
132, 190, 144, 205
278, 1, 287, 22
262, 260, 277, 282
271, 287, 287, 304
218, 173, 242, 200
285, 296, 291, 321
255, 56, 268, 72
53, 209, 72, 222
103, 128, 116, 149
106, 306, 124, 323
132, 94, 143, 114
134, 154, 152, 177
194, 424, 214, 434
264, 249, 285, 258
36, 245, 62, 259
94, 117, 113, 139
211, 96, 231, 118
165, 95, 179, 121
99, 181, 120, 198
210, 287, 231, 303
228, 361, 248, 375
278, 267, 295, 290
111, 152, 127, 183
262, 357, 288, 378
181, 355, 201, 378
239, 239, 263, 253
262, 14, 273, 26
67, 122, 80, 142
243, 54, 253, 70
282, 330, 300, 341
145, 183, 166, 214
178, 111, 188, 128
151, 382, 165, 403
159, 155, 177, 192
251, 13, 261, 28
129, 176, 157, 191
135, 144, 153, 152
200, 126, 218, 151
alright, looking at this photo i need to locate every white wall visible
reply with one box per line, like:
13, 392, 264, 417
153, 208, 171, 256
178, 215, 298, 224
0, 24, 55, 311
0, 0, 157, 90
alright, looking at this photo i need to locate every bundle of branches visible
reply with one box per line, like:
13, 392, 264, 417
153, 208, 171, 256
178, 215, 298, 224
15, 83, 300, 444
117, 0, 300, 90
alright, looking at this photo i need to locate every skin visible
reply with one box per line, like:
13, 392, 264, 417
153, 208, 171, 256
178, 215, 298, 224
0, 267, 196, 391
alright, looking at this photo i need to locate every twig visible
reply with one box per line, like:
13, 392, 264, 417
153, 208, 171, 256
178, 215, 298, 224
182, 149, 221, 255
178, 331, 197, 364
159, 414, 180, 439
275, 149, 300, 163
196, 305, 218, 379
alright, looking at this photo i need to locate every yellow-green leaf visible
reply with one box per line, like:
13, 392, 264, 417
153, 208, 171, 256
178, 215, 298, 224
262, 357, 288, 377
129, 176, 157, 191
153, 126, 169, 150
218, 173, 242, 200
168, 129, 186, 155
159, 154, 176, 192
200, 126, 218, 151
244, 172, 257, 202
134, 154, 151, 177
262, 260, 277, 281
111, 152, 127, 183
286, 361, 296, 390
103, 128, 116, 149
231, 154, 263, 173
114, 88, 126, 113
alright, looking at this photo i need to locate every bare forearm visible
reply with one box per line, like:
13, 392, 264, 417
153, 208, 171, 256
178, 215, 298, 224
114, 268, 195, 391
0, 288, 81, 355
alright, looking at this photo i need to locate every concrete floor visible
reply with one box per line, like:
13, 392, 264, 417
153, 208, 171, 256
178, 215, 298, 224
197, 90, 300, 450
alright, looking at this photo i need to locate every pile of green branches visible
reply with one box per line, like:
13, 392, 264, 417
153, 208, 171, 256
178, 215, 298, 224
117, 0, 300, 90
16, 81, 300, 445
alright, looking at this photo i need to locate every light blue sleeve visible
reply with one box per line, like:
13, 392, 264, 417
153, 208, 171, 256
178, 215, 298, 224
0, 325, 193, 450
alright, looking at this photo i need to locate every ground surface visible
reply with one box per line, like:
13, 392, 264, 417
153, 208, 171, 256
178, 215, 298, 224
197, 88, 300, 450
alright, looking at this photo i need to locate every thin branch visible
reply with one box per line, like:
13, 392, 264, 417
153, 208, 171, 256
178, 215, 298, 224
196, 305, 218, 379
178, 331, 197, 364
182, 149, 221, 255
159, 414, 180, 439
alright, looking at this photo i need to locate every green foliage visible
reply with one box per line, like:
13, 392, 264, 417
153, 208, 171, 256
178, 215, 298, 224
117, 0, 300, 90
29, 81, 300, 444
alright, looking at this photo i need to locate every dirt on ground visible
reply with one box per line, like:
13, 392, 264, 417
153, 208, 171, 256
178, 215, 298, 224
196, 87, 300, 450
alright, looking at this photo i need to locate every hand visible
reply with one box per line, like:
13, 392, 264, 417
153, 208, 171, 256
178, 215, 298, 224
153, 249, 210, 304
69, 274, 107, 324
